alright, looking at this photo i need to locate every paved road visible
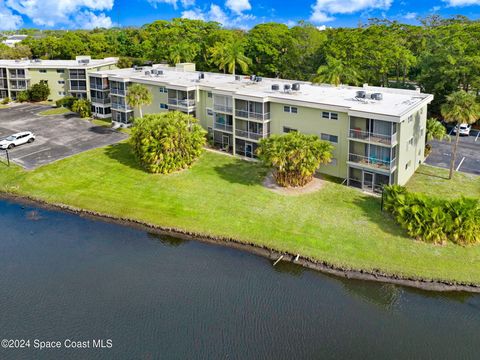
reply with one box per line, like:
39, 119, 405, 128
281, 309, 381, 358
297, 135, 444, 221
425, 129, 480, 175
0, 104, 128, 170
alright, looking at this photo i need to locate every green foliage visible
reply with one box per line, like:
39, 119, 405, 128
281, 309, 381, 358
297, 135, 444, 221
125, 84, 152, 119
16, 91, 29, 103
209, 37, 251, 75
257, 132, 333, 187
72, 99, 92, 118
384, 185, 480, 245
55, 96, 76, 109
28, 82, 50, 102
1, 97, 10, 105
130, 111, 207, 174
313, 56, 360, 86
426, 118, 448, 142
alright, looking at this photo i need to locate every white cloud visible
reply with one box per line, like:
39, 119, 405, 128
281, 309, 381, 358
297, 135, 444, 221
0, 1, 23, 30
209, 3, 229, 24
310, 0, 393, 23
225, 0, 251, 14
182, 3, 254, 28
316, 25, 327, 30
148, 0, 195, 9
444, 0, 480, 6
181, 8, 206, 20
403, 12, 417, 19
5, 0, 114, 28
75, 11, 113, 29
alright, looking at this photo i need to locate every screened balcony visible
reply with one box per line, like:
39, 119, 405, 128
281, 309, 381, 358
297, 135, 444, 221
349, 117, 397, 146
110, 81, 128, 96
213, 94, 233, 114
213, 113, 233, 133
348, 141, 397, 172
9, 69, 26, 79
235, 100, 270, 121
168, 89, 195, 109
235, 119, 270, 141
89, 76, 109, 90
68, 69, 86, 80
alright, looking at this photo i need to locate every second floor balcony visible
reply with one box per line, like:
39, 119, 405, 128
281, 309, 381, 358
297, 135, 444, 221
235, 109, 271, 121
214, 122, 233, 133
235, 128, 270, 141
91, 96, 111, 105
110, 88, 126, 96
213, 104, 233, 114
168, 98, 196, 108
348, 129, 397, 146
111, 102, 132, 111
348, 153, 397, 172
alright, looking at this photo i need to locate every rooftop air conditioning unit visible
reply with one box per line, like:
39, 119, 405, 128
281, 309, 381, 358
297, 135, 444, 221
284, 84, 291, 92
255, 76, 263, 82
292, 83, 300, 91
371, 93, 383, 101
250, 75, 256, 82
271, 84, 280, 91
356, 90, 366, 99
235, 75, 241, 81
157, 70, 163, 75
144, 70, 151, 76
151, 69, 158, 75
199, 73, 205, 79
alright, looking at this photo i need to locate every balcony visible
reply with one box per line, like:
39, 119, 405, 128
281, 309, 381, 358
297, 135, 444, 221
111, 103, 132, 111
168, 99, 195, 108
214, 122, 233, 133
348, 153, 396, 172
213, 104, 233, 114
235, 129, 269, 141
9, 74, 26, 79
111, 88, 126, 96
91, 97, 111, 105
348, 129, 397, 146
235, 109, 270, 121
70, 86, 87, 91
69, 74, 86, 80
90, 83, 109, 91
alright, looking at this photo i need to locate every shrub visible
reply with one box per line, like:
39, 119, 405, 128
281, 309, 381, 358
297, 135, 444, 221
130, 111, 207, 174
56, 96, 76, 109
28, 82, 50, 102
257, 132, 334, 187
383, 185, 480, 245
16, 91, 29, 102
72, 99, 92, 118
1, 97, 10, 105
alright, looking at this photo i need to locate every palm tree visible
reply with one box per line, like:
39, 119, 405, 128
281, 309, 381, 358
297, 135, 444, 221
426, 118, 448, 142
209, 39, 251, 76
126, 84, 153, 119
168, 41, 196, 65
313, 57, 360, 86
440, 90, 480, 179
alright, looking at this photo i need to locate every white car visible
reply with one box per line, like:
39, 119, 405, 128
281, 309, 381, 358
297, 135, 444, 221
452, 123, 471, 136
0, 131, 36, 150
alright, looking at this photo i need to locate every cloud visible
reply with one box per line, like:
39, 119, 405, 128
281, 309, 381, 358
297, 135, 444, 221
310, 0, 393, 23
443, 0, 480, 6
75, 11, 113, 29
0, 1, 23, 30
181, 3, 254, 28
5, 0, 114, 28
148, 0, 195, 9
403, 12, 417, 19
225, 0, 251, 14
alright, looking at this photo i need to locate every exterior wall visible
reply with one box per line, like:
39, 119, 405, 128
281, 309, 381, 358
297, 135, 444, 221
396, 105, 427, 185
133, 83, 169, 118
29, 68, 68, 100
197, 89, 214, 130
269, 102, 349, 179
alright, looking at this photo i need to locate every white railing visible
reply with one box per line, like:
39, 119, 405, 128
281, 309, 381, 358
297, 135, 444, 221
235, 109, 271, 121
214, 122, 233, 132
91, 97, 110, 104
168, 99, 195, 107
111, 103, 132, 111
235, 129, 269, 141
348, 129, 396, 146
110, 88, 126, 96
213, 104, 233, 113
348, 153, 396, 171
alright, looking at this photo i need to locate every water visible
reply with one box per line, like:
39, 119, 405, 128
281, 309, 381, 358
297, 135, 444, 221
0, 199, 479, 360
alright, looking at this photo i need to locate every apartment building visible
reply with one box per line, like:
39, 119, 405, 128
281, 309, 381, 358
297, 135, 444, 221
0, 56, 118, 102
90, 62, 432, 192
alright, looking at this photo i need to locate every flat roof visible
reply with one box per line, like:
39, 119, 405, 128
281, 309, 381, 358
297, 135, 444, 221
0, 57, 118, 69
92, 64, 433, 119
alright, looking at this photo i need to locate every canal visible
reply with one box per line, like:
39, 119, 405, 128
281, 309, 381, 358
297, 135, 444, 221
0, 199, 479, 359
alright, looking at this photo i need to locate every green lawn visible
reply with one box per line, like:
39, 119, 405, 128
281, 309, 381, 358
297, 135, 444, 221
407, 164, 480, 199
38, 107, 71, 116
1, 144, 479, 284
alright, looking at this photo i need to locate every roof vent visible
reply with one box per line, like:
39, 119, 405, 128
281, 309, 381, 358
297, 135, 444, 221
292, 83, 300, 91
199, 73, 205, 80
144, 70, 151, 76
284, 84, 291, 92
157, 70, 163, 76
235, 75, 241, 81
371, 93, 383, 101
255, 76, 262, 82
356, 90, 366, 99
250, 75, 256, 82
271, 84, 280, 91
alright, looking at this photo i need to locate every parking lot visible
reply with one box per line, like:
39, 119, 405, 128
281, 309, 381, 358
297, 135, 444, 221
425, 128, 480, 175
0, 104, 128, 170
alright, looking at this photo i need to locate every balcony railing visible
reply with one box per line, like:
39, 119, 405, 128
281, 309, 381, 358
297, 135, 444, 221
110, 88, 126, 96
214, 122, 233, 133
235, 129, 269, 141
9, 73, 26, 79
235, 109, 270, 121
213, 104, 233, 113
70, 86, 87, 91
348, 129, 397, 146
168, 99, 196, 108
348, 153, 396, 172
10, 84, 27, 90
69, 74, 86, 80
90, 83, 109, 90
111, 103, 132, 111
91, 97, 111, 105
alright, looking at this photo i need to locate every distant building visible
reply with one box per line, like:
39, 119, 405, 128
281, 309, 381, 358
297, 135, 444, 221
2, 35, 28, 47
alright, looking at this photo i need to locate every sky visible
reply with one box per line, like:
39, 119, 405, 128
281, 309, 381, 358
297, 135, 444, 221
1, 0, 480, 31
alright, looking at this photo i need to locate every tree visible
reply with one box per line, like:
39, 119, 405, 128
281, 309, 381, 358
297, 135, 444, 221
168, 41, 197, 65
313, 56, 360, 86
209, 38, 251, 76
16, 91, 29, 102
130, 111, 207, 174
28, 82, 50, 101
257, 132, 334, 188
440, 90, 480, 179
126, 84, 152, 119
426, 118, 448, 142
72, 99, 92, 118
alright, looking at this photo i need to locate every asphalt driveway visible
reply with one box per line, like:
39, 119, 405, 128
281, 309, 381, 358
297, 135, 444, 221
0, 104, 128, 170
425, 128, 480, 175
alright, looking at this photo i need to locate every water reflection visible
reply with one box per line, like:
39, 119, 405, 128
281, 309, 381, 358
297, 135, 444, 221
147, 232, 189, 247
273, 261, 305, 276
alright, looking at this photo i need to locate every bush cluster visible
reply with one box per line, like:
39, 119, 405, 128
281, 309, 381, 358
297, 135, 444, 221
383, 185, 480, 245
55, 96, 76, 109
55, 97, 91, 118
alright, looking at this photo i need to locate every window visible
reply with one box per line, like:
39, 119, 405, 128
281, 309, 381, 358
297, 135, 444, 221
283, 126, 297, 133
207, 92, 212, 98
39, 69, 47, 73
207, 108, 214, 116
160, 103, 168, 109
159, 86, 167, 93
283, 106, 298, 114
322, 111, 338, 120
58, 80, 65, 84
56, 69, 64, 73
321, 133, 338, 143
58, 91, 66, 96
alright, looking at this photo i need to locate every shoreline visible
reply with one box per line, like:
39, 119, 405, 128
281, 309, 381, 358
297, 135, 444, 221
2, 192, 480, 294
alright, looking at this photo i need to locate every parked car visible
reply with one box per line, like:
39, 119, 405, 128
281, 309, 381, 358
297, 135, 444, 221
452, 123, 471, 136
0, 131, 36, 150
